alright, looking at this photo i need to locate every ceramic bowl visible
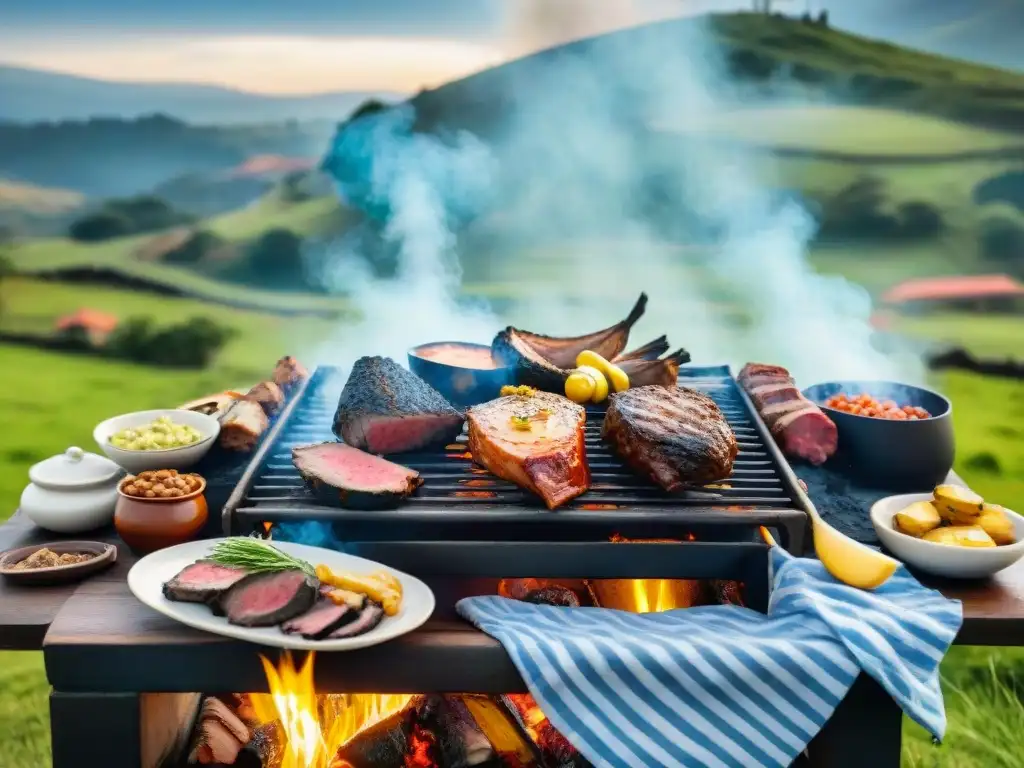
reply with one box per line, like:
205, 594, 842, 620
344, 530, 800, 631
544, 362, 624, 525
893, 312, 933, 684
0, 541, 117, 585
408, 341, 516, 407
114, 474, 209, 554
871, 492, 1024, 579
802, 380, 954, 491
94, 409, 220, 473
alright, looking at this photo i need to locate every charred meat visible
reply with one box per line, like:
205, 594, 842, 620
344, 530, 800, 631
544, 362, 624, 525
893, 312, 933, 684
738, 363, 838, 466
618, 347, 690, 388
162, 561, 249, 604
466, 391, 589, 510
292, 442, 422, 509
273, 355, 309, 393
493, 293, 647, 388
334, 356, 465, 454
327, 602, 384, 638
219, 399, 269, 452
603, 386, 737, 491
219, 570, 318, 627
246, 381, 285, 416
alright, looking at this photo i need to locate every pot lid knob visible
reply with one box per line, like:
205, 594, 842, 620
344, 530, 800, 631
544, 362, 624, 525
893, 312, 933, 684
66, 446, 85, 462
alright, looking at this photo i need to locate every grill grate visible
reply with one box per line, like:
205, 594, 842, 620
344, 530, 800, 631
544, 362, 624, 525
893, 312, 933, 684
224, 365, 812, 550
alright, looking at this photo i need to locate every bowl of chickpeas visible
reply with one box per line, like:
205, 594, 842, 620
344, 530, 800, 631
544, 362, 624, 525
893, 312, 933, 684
94, 410, 220, 473
802, 380, 954, 491
115, 470, 208, 553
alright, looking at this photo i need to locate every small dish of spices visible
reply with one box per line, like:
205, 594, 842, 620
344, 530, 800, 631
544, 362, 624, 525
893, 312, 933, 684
0, 541, 116, 585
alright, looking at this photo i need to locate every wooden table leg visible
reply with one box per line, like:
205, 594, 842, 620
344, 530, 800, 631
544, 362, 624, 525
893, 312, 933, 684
50, 691, 141, 768
806, 674, 902, 768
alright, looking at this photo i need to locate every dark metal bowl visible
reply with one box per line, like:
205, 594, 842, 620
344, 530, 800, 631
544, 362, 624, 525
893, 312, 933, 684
802, 380, 955, 492
408, 342, 516, 408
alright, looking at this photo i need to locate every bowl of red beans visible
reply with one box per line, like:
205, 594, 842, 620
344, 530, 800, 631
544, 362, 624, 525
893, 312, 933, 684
802, 380, 954, 491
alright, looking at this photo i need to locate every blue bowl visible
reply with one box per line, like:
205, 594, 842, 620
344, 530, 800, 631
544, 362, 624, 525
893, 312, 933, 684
802, 380, 955, 491
408, 342, 516, 408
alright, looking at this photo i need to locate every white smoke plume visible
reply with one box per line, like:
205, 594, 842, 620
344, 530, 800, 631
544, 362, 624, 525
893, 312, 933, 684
309, 2, 924, 386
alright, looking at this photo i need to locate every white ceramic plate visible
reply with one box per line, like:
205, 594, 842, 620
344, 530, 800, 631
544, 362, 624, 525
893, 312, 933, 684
871, 492, 1024, 579
128, 539, 436, 651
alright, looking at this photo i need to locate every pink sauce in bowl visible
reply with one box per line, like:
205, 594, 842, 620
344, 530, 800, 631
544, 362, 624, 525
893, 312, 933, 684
408, 341, 515, 407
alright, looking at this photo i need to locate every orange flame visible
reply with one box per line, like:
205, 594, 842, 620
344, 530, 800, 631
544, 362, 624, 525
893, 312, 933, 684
594, 534, 700, 612
252, 653, 413, 768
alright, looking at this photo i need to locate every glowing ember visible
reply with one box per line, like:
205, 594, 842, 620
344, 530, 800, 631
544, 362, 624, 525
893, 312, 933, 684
453, 490, 497, 498
252, 653, 413, 768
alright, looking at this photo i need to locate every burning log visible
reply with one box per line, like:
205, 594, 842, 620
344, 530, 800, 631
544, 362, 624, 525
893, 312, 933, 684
187, 696, 252, 765
710, 579, 746, 607
330, 695, 494, 768
461, 696, 542, 768
502, 695, 590, 768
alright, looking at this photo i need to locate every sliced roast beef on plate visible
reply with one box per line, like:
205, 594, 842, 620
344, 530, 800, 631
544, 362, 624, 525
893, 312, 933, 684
218, 570, 318, 627
162, 560, 250, 603
333, 356, 465, 454
292, 442, 422, 509
281, 599, 359, 640
328, 602, 385, 638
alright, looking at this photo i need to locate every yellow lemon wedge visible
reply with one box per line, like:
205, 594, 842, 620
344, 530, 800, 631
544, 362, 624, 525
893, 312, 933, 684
812, 513, 898, 590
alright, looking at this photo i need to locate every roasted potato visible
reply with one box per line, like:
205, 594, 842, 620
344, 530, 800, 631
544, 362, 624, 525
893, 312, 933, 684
932, 484, 984, 525
922, 525, 996, 548
978, 504, 1017, 546
893, 501, 942, 538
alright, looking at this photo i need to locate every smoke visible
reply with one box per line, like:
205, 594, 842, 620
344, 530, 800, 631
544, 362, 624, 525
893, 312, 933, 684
309, 5, 924, 386
308, 105, 498, 370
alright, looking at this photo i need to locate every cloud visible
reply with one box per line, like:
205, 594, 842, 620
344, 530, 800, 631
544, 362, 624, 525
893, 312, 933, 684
0, 35, 506, 94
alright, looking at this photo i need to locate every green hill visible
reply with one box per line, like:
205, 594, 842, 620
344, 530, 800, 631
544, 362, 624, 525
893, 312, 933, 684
408, 13, 1024, 136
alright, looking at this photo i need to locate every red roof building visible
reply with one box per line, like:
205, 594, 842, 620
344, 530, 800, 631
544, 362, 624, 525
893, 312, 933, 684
55, 309, 119, 343
882, 274, 1024, 306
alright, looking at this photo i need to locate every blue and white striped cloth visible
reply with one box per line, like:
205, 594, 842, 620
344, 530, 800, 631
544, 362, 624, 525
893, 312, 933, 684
456, 548, 962, 768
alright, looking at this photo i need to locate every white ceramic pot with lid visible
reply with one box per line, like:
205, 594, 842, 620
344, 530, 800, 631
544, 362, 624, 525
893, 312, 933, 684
20, 446, 124, 533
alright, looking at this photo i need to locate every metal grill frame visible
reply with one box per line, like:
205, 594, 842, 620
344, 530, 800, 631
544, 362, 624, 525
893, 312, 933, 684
223, 365, 813, 552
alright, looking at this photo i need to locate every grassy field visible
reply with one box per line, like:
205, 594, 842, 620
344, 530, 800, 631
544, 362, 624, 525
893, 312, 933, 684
655, 105, 1024, 155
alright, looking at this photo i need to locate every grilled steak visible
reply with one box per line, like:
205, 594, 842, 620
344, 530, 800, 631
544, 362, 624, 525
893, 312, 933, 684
292, 442, 422, 509
219, 570, 318, 627
334, 356, 465, 454
328, 602, 384, 638
281, 599, 356, 640
738, 362, 837, 466
162, 560, 249, 603
602, 385, 737, 491
466, 391, 589, 509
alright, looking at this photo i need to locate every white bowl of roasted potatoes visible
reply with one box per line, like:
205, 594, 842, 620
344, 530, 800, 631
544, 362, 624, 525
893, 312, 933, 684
871, 485, 1024, 579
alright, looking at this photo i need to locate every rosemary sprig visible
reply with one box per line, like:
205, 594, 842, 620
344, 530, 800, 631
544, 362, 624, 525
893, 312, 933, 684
208, 537, 315, 577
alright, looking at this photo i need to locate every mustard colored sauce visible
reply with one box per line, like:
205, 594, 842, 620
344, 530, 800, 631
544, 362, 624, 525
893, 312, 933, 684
416, 344, 499, 370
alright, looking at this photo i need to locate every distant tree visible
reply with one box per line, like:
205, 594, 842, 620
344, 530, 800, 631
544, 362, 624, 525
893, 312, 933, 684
104, 317, 155, 360
162, 230, 227, 265
69, 211, 135, 242
246, 228, 304, 282
105, 315, 234, 368
816, 9, 829, 26
346, 99, 390, 125
979, 217, 1024, 274
0, 228, 13, 317
896, 201, 945, 239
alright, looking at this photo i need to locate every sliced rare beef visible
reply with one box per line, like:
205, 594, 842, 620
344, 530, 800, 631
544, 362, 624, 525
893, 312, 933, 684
281, 600, 356, 640
219, 570, 318, 627
327, 602, 384, 638
333, 356, 464, 454
738, 362, 838, 466
162, 560, 250, 603
292, 442, 423, 509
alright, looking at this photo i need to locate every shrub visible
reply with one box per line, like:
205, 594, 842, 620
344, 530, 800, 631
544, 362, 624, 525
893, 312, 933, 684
162, 230, 227, 265
896, 201, 945, 239
104, 315, 233, 368
246, 228, 305, 281
69, 211, 135, 242
963, 452, 1002, 475
816, 176, 900, 240
979, 216, 1024, 268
